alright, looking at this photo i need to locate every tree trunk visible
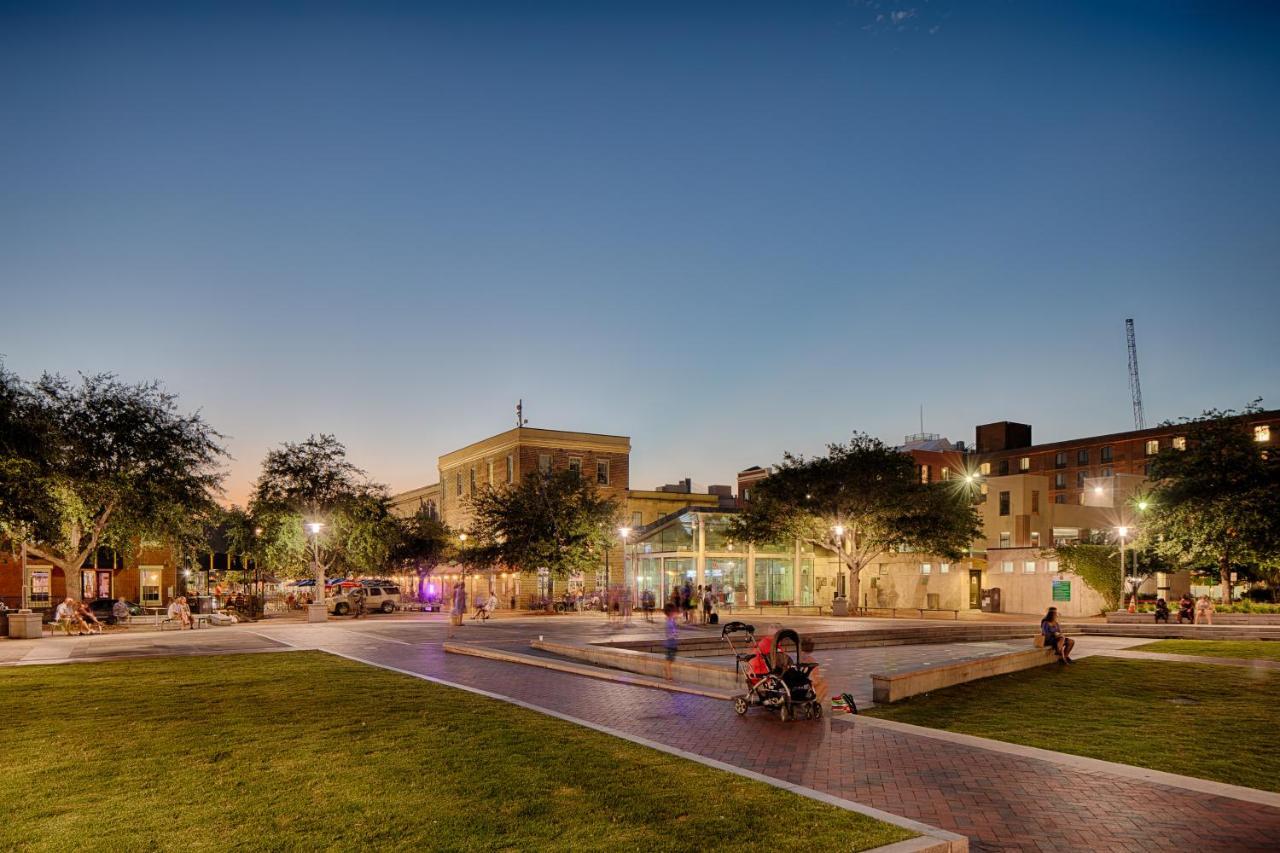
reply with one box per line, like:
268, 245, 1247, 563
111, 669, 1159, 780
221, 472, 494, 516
1219, 553, 1231, 604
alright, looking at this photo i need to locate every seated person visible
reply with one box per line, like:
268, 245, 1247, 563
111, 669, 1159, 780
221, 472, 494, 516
799, 637, 827, 703
1177, 594, 1195, 624
1154, 597, 1170, 623
1040, 606, 1074, 664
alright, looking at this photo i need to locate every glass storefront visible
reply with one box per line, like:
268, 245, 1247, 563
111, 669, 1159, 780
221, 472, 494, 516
703, 515, 737, 550
639, 516, 695, 553
754, 558, 793, 604
705, 557, 746, 605
635, 557, 661, 595
663, 557, 694, 602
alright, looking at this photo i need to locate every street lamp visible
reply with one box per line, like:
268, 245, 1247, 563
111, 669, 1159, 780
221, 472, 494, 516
1116, 526, 1129, 612
618, 526, 632, 599
306, 521, 326, 622
832, 524, 848, 616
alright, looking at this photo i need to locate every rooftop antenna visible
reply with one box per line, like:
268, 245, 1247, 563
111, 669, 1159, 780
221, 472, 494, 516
515, 399, 528, 428
1126, 319, 1146, 430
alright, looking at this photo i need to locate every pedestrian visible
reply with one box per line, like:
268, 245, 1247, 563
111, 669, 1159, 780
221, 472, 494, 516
55, 598, 80, 636
487, 590, 498, 620
642, 588, 655, 622
799, 637, 827, 705
351, 587, 367, 619
621, 585, 632, 624
702, 588, 714, 625
681, 582, 693, 624
448, 582, 466, 638
662, 603, 679, 681
471, 592, 488, 620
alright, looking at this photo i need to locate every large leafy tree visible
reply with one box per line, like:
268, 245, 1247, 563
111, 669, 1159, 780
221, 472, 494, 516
389, 506, 454, 598
0, 369, 226, 584
730, 433, 981, 604
248, 435, 398, 582
464, 469, 619, 578
1140, 403, 1280, 602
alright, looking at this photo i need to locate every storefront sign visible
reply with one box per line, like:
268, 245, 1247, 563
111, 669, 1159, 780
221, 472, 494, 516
1052, 580, 1071, 602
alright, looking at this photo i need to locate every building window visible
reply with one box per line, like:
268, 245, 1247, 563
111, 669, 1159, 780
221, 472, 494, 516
742, 488, 750, 502
506, 454, 514, 483
1054, 473, 1066, 489
919, 464, 930, 483
469, 468, 476, 494
941, 467, 951, 480
998, 491, 1010, 516
1054, 452, 1067, 469
920, 563, 932, 575
1030, 531, 1040, 548
939, 563, 950, 574
1100, 445, 1113, 463
1019, 457, 1031, 472
1102, 466, 1113, 478
998, 459, 1009, 476
1145, 439, 1159, 455
1001, 560, 1014, 574
456, 472, 463, 496
487, 460, 494, 484
979, 462, 991, 476
538, 453, 552, 473
568, 457, 582, 475
1172, 436, 1186, 451
1144, 462, 1153, 476
140, 568, 162, 606
1031, 491, 1040, 514
596, 459, 610, 486
999, 532, 1011, 548
631, 511, 642, 527
979, 482, 989, 496
29, 569, 51, 606
1023, 561, 1036, 574
1054, 494, 1066, 504
1076, 471, 1088, 488
1076, 449, 1089, 465
1256, 425, 1271, 443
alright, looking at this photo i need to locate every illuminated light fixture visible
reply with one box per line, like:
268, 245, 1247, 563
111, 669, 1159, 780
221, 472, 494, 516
1137, 500, 1149, 511
618, 526, 631, 540
1094, 486, 1105, 495
306, 522, 323, 535
1117, 526, 1129, 538
833, 524, 845, 537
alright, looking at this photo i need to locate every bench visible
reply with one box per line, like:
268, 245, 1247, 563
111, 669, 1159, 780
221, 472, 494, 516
857, 607, 960, 620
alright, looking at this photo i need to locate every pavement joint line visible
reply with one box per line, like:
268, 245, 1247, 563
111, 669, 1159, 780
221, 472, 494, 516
322, 647, 967, 853
839, 714, 1280, 809
1095, 649, 1280, 670
443, 641, 737, 700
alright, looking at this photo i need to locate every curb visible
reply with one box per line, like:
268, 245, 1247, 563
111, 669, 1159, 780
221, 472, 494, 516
325, 648, 968, 852
443, 641, 737, 700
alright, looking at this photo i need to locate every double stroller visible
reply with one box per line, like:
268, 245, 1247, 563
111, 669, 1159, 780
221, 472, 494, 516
721, 622, 821, 721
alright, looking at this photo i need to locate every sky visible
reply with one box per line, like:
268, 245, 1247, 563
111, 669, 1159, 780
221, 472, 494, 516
2, 0, 1278, 505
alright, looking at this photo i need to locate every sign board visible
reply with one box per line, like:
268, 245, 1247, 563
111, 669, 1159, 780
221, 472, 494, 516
1051, 580, 1071, 602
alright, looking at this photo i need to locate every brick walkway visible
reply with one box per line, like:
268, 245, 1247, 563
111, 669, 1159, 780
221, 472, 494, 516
261, 624, 1280, 853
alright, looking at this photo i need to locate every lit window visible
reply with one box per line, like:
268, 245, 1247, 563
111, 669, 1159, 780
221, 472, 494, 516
631, 511, 642, 527
979, 462, 991, 476
1047, 560, 1059, 574
980, 482, 989, 496
920, 563, 932, 575
1256, 425, 1271, 443
1019, 457, 1030, 471
940, 563, 950, 574
596, 459, 610, 486
1145, 439, 1159, 455
538, 453, 552, 473
1172, 437, 1186, 451
1030, 531, 1040, 547
941, 467, 951, 480
1001, 561, 1014, 574
1024, 561, 1036, 574
920, 464, 930, 483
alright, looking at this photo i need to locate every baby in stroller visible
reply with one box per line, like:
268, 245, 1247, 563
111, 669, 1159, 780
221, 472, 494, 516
724, 622, 822, 721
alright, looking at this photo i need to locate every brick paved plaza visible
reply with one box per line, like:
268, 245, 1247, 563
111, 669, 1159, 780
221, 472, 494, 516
6, 614, 1278, 851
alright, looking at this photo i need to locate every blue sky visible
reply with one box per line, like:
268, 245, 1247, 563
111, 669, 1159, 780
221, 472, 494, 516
2, 0, 1278, 504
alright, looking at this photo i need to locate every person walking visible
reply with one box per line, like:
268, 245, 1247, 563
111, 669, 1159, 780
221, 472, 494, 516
702, 588, 714, 625
680, 582, 693, 624
350, 587, 367, 619
486, 590, 498, 619
448, 582, 466, 638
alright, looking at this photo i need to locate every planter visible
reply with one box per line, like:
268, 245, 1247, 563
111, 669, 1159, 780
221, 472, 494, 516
1106, 611, 1280, 625
7, 610, 44, 639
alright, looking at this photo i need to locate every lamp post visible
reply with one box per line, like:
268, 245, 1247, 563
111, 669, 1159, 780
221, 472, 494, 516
306, 521, 326, 622
618, 526, 632, 601
832, 524, 848, 617
1116, 526, 1129, 613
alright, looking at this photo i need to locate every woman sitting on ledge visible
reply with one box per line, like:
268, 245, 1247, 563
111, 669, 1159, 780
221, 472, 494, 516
1040, 606, 1074, 664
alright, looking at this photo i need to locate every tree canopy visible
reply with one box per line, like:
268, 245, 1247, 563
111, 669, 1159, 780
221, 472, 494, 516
464, 469, 619, 578
0, 368, 226, 578
248, 434, 397, 580
1139, 402, 1280, 601
730, 434, 981, 599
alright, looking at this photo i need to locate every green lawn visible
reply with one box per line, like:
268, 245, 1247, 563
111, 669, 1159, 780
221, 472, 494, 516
0, 652, 911, 852
1133, 639, 1280, 662
866, 657, 1279, 792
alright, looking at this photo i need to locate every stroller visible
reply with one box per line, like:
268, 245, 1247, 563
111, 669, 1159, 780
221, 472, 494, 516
721, 622, 821, 721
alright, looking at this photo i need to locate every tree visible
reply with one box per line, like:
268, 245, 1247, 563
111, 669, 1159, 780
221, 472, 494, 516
389, 506, 453, 598
248, 435, 398, 583
1140, 403, 1280, 603
730, 434, 981, 607
1052, 543, 1123, 612
464, 469, 620, 580
0, 364, 60, 545
1, 370, 226, 586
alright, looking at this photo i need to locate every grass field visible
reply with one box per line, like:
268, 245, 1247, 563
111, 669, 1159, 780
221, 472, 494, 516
866, 656, 1279, 792
1133, 639, 1280, 662
0, 652, 911, 852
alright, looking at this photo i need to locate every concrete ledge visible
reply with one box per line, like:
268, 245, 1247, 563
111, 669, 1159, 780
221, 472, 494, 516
610, 624, 1043, 657
1081, 623, 1280, 640
443, 641, 737, 699
531, 638, 742, 690
1105, 611, 1280, 626
868, 837, 960, 853
872, 646, 1057, 704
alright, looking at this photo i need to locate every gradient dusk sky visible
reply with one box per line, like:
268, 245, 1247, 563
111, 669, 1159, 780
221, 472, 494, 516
2, 0, 1278, 505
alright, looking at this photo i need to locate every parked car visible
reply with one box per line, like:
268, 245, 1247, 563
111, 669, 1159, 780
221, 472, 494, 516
88, 598, 144, 625
329, 585, 401, 615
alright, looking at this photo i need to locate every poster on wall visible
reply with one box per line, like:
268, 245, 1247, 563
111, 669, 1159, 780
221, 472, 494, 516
1051, 580, 1071, 602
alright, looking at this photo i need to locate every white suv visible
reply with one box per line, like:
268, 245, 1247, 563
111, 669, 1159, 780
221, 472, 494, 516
329, 585, 402, 615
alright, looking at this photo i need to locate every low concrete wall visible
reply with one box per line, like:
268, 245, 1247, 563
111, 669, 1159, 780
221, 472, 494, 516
871, 646, 1057, 704
1081, 623, 1280, 641
610, 624, 1044, 657
1106, 612, 1280, 626
531, 639, 742, 690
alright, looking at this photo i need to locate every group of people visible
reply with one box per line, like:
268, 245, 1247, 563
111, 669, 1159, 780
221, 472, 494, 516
52, 597, 112, 635
1154, 593, 1216, 625
166, 596, 197, 629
